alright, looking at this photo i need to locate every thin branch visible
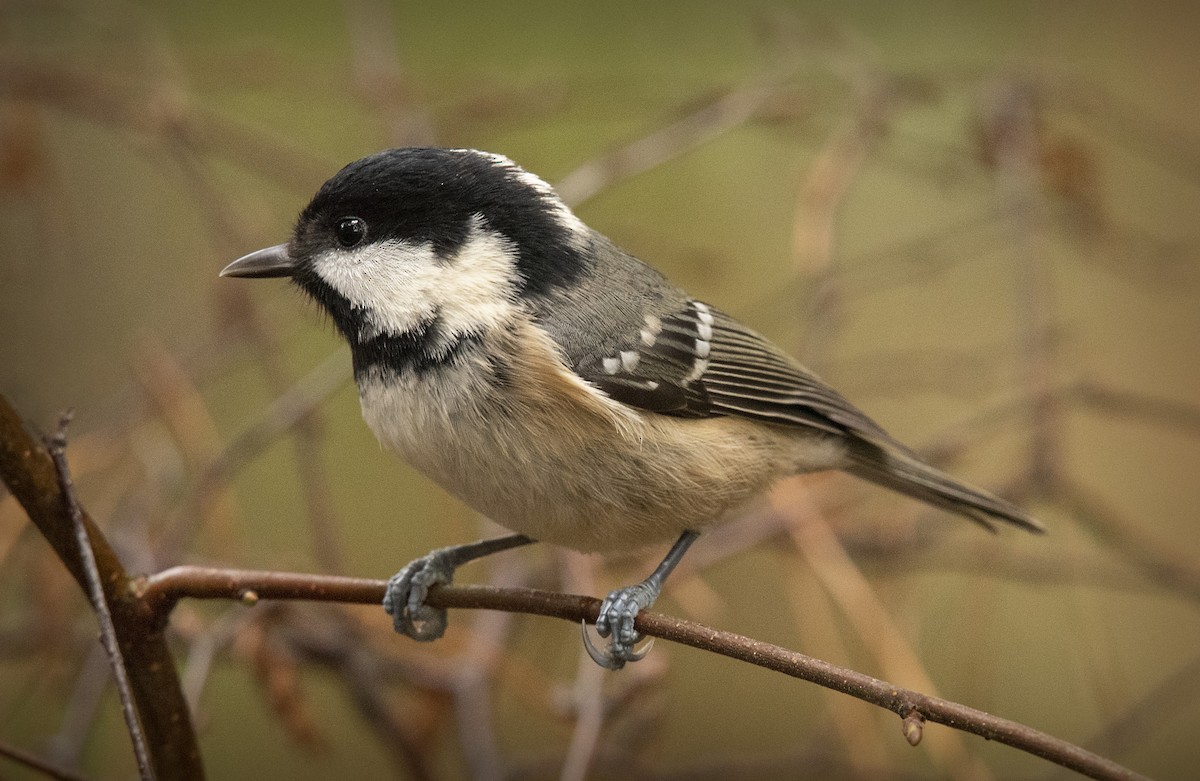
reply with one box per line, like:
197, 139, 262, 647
275, 607, 436, 780
0, 737, 92, 781
0, 394, 204, 781
342, 0, 437, 147
778, 485, 992, 780
154, 349, 349, 563
48, 643, 112, 770
983, 77, 1062, 493
0, 56, 334, 193
1080, 653, 1200, 765
1068, 380, 1200, 437
1057, 475, 1200, 601
45, 413, 155, 781
553, 74, 789, 207
138, 565, 1149, 781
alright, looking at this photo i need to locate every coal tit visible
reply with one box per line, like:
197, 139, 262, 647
221, 147, 1043, 669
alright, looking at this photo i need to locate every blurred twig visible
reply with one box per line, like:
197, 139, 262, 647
0, 737, 92, 781
342, 0, 437, 147
1057, 476, 1200, 601
0, 57, 334, 192
154, 349, 350, 563
777, 482, 994, 781
554, 75, 791, 208
278, 606, 437, 780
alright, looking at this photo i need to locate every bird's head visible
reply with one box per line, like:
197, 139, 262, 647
221, 148, 592, 367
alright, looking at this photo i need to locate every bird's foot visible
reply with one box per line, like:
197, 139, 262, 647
383, 550, 456, 641
582, 581, 660, 670
382, 534, 535, 643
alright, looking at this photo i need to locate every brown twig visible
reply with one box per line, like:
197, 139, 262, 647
1057, 475, 1200, 601
0, 737, 92, 781
1079, 652, 1200, 766
138, 564, 1149, 781
553, 75, 789, 207
154, 349, 349, 564
342, 0, 437, 147
980, 77, 1063, 494
275, 607, 436, 780
44, 413, 155, 781
1068, 380, 1200, 437
0, 57, 334, 193
0, 395, 204, 780
777, 484, 991, 780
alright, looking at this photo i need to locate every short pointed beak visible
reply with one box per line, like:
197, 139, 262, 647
220, 244, 295, 278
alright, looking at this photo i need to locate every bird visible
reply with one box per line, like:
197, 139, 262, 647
221, 147, 1043, 669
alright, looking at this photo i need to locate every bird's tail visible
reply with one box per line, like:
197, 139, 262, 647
844, 440, 1044, 534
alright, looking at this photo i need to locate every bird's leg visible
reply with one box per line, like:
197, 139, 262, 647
384, 533, 534, 641
585, 530, 699, 670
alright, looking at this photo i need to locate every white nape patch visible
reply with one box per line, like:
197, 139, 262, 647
619, 350, 640, 372
602, 357, 621, 375
312, 216, 519, 342
465, 149, 590, 245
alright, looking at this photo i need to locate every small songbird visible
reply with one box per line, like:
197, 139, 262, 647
221, 147, 1043, 668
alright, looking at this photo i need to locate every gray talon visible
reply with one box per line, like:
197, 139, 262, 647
581, 621, 654, 670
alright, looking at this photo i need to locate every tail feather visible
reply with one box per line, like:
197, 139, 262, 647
845, 440, 1044, 534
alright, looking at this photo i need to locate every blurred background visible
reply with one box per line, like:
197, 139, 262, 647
2, 1, 1199, 779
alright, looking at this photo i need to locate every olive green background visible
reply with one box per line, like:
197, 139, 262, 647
2, 1, 1198, 779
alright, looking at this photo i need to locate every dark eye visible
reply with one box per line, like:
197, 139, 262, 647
334, 217, 367, 248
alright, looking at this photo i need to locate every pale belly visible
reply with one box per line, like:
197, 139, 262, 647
357, 368, 846, 552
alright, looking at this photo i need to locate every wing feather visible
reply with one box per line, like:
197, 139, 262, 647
574, 300, 896, 444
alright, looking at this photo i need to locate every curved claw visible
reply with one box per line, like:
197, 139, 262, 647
581, 621, 655, 670
383, 554, 452, 641
592, 581, 659, 663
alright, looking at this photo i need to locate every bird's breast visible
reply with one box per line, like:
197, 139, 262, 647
355, 319, 836, 552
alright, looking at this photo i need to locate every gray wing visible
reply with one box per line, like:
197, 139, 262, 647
573, 299, 896, 444
568, 297, 1044, 533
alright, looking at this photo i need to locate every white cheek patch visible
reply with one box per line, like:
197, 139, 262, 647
312, 241, 439, 339
311, 219, 521, 341
438, 220, 523, 335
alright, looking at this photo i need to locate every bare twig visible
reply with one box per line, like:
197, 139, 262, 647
48, 643, 112, 770
0, 395, 203, 780
276, 607, 435, 780
559, 552, 607, 781
45, 413, 155, 781
138, 565, 1150, 781
554, 75, 788, 207
154, 349, 349, 563
1057, 476, 1200, 601
778, 483, 992, 781
981, 77, 1062, 493
0, 57, 334, 193
342, 0, 437, 147
227, 314, 346, 573
1080, 652, 1200, 765
1068, 380, 1200, 437
0, 737, 92, 781
792, 91, 893, 367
